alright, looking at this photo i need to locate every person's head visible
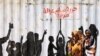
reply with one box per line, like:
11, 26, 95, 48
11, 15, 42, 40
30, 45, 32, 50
72, 31, 77, 37
34, 33, 39, 41
27, 32, 34, 41
78, 30, 83, 35
89, 24, 96, 30
58, 37, 63, 43
9, 23, 13, 29
72, 31, 79, 42
79, 26, 83, 33
9, 41, 15, 48
77, 30, 84, 39
85, 29, 91, 37
74, 34, 79, 42
49, 36, 54, 42
16, 43, 21, 49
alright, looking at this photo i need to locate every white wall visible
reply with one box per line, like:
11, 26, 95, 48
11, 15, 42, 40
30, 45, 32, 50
0, 0, 99, 56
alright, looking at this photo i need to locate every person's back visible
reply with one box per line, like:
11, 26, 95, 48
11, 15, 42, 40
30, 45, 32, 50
35, 40, 42, 56
22, 32, 35, 56
15, 43, 22, 56
48, 42, 55, 56
28, 40, 35, 56
57, 42, 65, 56
48, 36, 57, 56
22, 40, 35, 56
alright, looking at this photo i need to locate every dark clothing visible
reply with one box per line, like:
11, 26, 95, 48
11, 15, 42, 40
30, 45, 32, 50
48, 42, 57, 56
35, 40, 42, 56
22, 41, 27, 56
57, 43, 65, 56
15, 43, 22, 56
0, 36, 9, 56
7, 48, 15, 56
22, 41, 35, 56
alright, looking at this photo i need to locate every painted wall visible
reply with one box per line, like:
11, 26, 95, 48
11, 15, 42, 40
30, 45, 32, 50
0, 0, 100, 56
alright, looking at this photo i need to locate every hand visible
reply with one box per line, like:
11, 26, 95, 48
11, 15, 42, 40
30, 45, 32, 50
9, 23, 13, 29
44, 30, 47, 35
68, 37, 71, 39
59, 30, 62, 34
21, 36, 23, 39
21, 35, 23, 41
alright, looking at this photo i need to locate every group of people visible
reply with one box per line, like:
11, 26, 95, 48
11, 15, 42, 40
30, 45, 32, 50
66, 24, 99, 56
48, 30, 65, 56
48, 24, 99, 56
0, 23, 99, 56
0, 23, 13, 56
22, 30, 47, 56
0, 23, 23, 56
0, 23, 47, 56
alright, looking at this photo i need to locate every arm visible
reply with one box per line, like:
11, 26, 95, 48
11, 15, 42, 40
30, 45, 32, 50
6, 43, 9, 52
7, 23, 13, 38
56, 31, 60, 46
41, 30, 47, 42
60, 30, 65, 45
20, 36, 23, 44
7, 28, 11, 38
6, 41, 11, 54
20, 36, 23, 55
53, 44, 57, 50
0, 29, 11, 43
22, 41, 27, 56
0, 23, 13, 43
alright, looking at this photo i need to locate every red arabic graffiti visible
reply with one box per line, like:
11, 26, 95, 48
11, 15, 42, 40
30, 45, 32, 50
43, 6, 77, 19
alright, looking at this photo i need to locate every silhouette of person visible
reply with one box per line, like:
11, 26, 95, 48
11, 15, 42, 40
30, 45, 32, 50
15, 43, 21, 56
56, 30, 65, 56
15, 36, 23, 56
89, 24, 99, 49
35, 30, 47, 56
0, 23, 13, 56
6, 40, 16, 56
22, 32, 35, 56
48, 36, 57, 56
